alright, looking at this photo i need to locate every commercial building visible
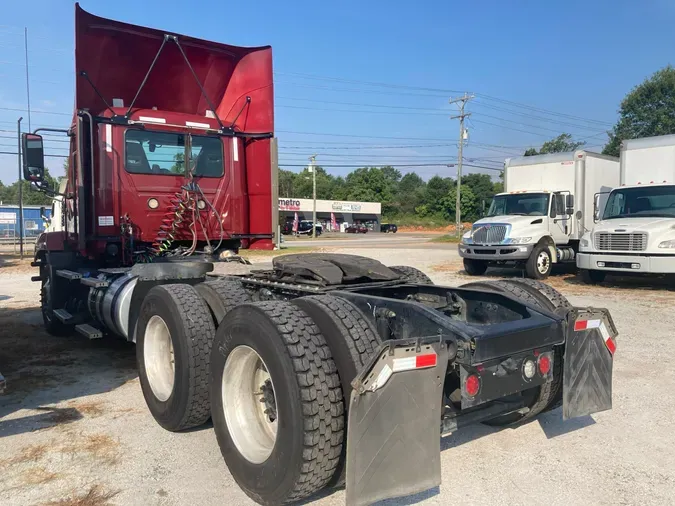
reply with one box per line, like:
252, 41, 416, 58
278, 198, 381, 232
0, 204, 51, 239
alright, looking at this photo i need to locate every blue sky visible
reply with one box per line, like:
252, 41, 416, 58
0, 0, 674, 185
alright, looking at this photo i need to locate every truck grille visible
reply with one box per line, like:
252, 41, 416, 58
471, 224, 507, 245
594, 232, 647, 252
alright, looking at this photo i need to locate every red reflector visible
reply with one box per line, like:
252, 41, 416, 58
605, 337, 617, 356
416, 353, 437, 368
574, 320, 588, 331
465, 374, 480, 397
538, 355, 551, 375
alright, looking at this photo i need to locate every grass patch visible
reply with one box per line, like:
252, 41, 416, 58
18, 467, 61, 487
60, 434, 120, 466
44, 485, 120, 506
0, 443, 48, 466
429, 234, 461, 243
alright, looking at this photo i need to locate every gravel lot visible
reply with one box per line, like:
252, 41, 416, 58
1, 245, 674, 506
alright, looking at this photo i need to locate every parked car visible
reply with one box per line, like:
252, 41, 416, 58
297, 220, 322, 236
381, 223, 398, 233
346, 224, 368, 234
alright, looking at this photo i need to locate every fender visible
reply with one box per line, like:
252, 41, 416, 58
34, 231, 68, 258
535, 235, 558, 263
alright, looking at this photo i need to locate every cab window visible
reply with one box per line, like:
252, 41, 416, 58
125, 130, 223, 177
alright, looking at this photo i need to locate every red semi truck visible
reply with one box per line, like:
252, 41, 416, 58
23, 5, 617, 506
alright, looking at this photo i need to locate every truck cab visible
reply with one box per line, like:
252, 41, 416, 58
459, 190, 573, 278
458, 151, 620, 279
577, 182, 675, 281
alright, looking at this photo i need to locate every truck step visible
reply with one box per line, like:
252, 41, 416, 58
56, 269, 82, 280
80, 277, 109, 288
98, 268, 131, 274
30, 261, 43, 267
75, 324, 103, 340
53, 309, 73, 323
31, 275, 43, 282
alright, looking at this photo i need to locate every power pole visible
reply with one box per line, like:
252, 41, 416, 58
450, 93, 474, 237
309, 155, 317, 238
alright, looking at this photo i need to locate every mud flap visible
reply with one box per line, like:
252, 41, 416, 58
345, 341, 449, 506
563, 308, 617, 420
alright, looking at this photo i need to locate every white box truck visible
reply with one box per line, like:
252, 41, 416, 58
458, 151, 619, 279
577, 134, 675, 282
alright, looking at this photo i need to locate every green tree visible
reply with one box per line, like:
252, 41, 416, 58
278, 168, 297, 197
0, 167, 59, 205
422, 175, 454, 216
603, 66, 675, 157
523, 133, 585, 156
441, 184, 478, 221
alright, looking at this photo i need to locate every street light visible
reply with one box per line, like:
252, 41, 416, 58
309, 155, 317, 238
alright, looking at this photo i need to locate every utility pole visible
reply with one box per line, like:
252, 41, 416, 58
24, 28, 31, 131
17, 117, 24, 259
450, 93, 474, 238
309, 155, 317, 238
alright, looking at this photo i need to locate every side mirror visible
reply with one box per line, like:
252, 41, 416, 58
39, 206, 46, 218
565, 194, 574, 215
22, 133, 45, 183
593, 193, 601, 222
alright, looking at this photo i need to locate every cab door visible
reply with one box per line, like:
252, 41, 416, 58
550, 192, 570, 245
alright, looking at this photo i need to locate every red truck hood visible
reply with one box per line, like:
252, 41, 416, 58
74, 3, 273, 133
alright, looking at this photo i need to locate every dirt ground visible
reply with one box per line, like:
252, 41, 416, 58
1, 247, 674, 506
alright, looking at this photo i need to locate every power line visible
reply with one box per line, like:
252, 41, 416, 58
472, 100, 612, 129
0, 106, 70, 116
475, 93, 612, 126
0, 150, 66, 158
472, 111, 605, 135
274, 71, 464, 95
276, 104, 450, 117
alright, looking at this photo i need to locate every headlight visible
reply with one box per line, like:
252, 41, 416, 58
462, 231, 473, 244
580, 237, 590, 249
508, 237, 532, 244
658, 239, 675, 249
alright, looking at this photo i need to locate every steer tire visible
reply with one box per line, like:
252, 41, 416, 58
195, 277, 252, 325
293, 295, 382, 486
525, 243, 553, 279
463, 258, 489, 276
389, 265, 434, 284
210, 301, 344, 505
136, 284, 216, 432
579, 269, 606, 284
459, 279, 570, 425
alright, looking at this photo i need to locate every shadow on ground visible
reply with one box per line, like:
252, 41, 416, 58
0, 306, 137, 437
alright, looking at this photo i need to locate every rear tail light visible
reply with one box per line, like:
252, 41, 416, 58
538, 355, 551, 375
465, 374, 480, 397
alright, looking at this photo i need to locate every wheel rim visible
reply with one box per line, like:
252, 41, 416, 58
222, 345, 278, 464
536, 251, 550, 274
144, 315, 175, 402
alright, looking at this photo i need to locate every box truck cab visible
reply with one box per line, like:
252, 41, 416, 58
459, 151, 619, 279
577, 135, 675, 282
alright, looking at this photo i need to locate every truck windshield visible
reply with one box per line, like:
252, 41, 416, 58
603, 185, 675, 219
125, 130, 223, 177
487, 193, 549, 217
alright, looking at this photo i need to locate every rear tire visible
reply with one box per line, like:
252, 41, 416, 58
389, 265, 434, 284
580, 269, 606, 284
463, 258, 488, 276
525, 244, 552, 279
136, 284, 215, 432
210, 301, 344, 505
459, 279, 570, 425
292, 295, 382, 486
195, 278, 251, 325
